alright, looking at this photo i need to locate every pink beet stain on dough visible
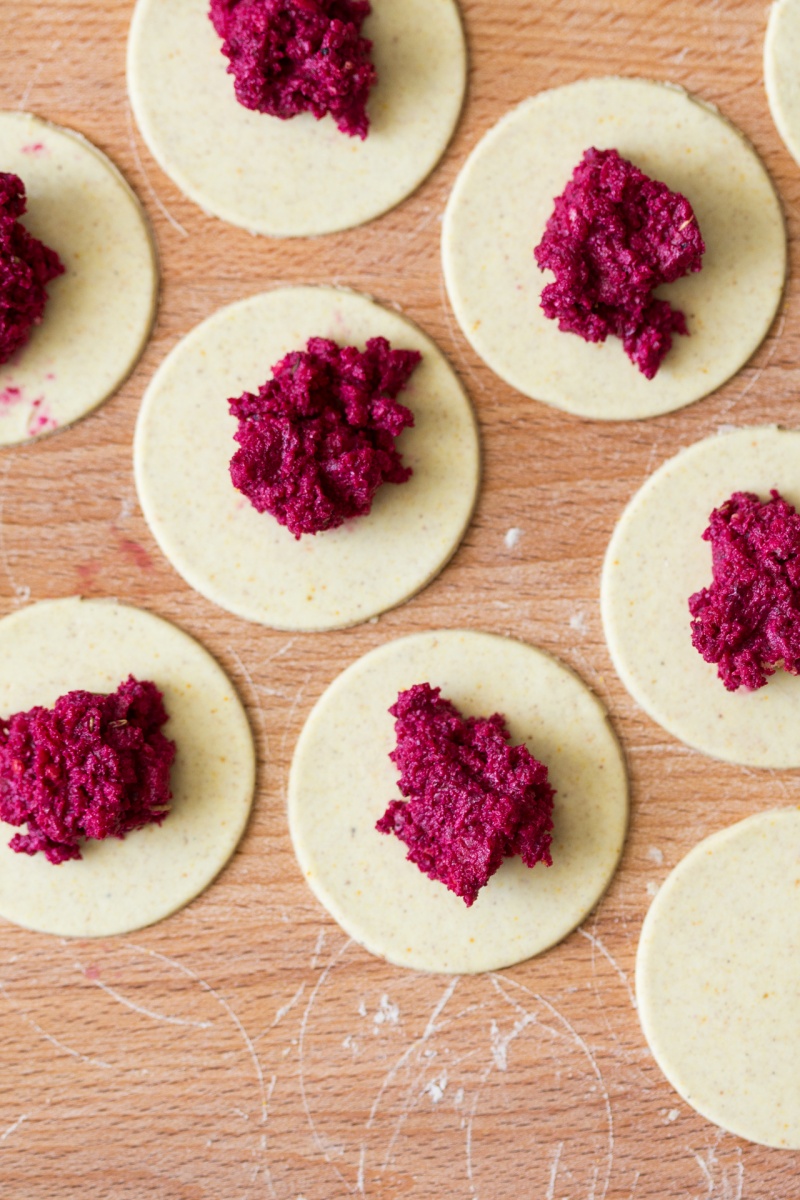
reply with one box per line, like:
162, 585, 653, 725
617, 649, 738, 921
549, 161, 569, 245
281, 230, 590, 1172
21, 143, 47, 156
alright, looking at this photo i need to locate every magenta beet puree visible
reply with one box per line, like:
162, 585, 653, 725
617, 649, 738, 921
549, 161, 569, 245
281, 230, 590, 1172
376, 684, 555, 907
229, 335, 419, 538
0, 677, 176, 864
0, 173, 64, 367
534, 148, 705, 379
209, 0, 377, 139
690, 490, 800, 692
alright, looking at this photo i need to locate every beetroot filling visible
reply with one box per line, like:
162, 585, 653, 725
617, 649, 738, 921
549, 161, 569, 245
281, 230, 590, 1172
0, 677, 176, 864
209, 0, 377, 139
689, 490, 800, 692
0, 173, 64, 367
376, 683, 555, 907
229, 335, 419, 538
534, 148, 705, 379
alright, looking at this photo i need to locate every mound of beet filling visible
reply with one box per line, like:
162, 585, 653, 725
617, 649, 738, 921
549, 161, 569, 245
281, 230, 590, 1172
229, 335, 419, 538
689, 490, 800, 692
534, 147, 705, 379
0, 677, 176, 864
0, 172, 64, 367
209, 0, 377, 139
376, 683, 555, 907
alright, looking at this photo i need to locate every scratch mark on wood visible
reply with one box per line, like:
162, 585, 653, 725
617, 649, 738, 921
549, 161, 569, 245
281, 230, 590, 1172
578, 924, 637, 1010
87, 975, 213, 1029
124, 105, 188, 237
1, 1113, 28, 1141
545, 1140, 563, 1200
229, 646, 269, 763
0, 981, 113, 1070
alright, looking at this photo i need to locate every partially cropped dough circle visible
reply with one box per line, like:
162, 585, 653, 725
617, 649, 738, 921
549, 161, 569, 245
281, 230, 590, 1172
0, 598, 255, 938
288, 630, 628, 974
765, 0, 800, 167
637, 808, 800, 1149
602, 426, 800, 768
0, 112, 158, 447
442, 77, 786, 421
127, 0, 466, 237
134, 287, 479, 632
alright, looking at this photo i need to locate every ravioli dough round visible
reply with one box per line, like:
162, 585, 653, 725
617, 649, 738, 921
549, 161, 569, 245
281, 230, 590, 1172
601, 426, 800, 768
765, 0, 800, 167
442, 77, 786, 421
288, 630, 628, 974
127, 0, 466, 238
134, 287, 479, 632
0, 598, 255, 938
637, 808, 800, 1149
0, 112, 158, 447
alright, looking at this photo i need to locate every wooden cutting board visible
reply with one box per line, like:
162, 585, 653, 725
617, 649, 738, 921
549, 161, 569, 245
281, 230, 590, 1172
1, 1, 799, 1196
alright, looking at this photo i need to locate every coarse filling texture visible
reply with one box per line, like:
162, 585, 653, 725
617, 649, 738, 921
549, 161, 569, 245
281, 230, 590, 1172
376, 682, 555, 907
229, 334, 419, 538
0, 172, 64, 367
689, 489, 800, 691
0, 676, 175, 864
209, 0, 377, 139
534, 147, 705, 379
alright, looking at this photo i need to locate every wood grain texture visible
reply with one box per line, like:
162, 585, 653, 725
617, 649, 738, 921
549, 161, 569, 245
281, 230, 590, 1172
1, 1, 799, 1197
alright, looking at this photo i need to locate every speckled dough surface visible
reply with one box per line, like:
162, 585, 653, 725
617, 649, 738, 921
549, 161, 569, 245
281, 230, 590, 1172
637, 808, 800, 1149
0, 598, 255, 938
127, 0, 466, 238
442, 77, 786, 421
0, 112, 157, 447
765, 0, 800, 166
601, 426, 800, 768
134, 287, 480, 632
288, 630, 628, 974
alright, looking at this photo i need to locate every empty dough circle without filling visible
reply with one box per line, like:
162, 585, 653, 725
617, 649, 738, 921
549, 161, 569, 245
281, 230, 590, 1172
637, 808, 800, 1149
0, 112, 158, 447
134, 287, 480, 632
0, 598, 256, 938
127, 0, 466, 238
288, 630, 629, 974
765, 0, 800, 167
442, 77, 786, 421
602, 426, 800, 768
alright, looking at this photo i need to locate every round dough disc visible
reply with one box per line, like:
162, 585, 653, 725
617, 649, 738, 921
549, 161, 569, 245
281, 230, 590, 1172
637, 808, 800, 1149
288, 630, 628, 974
0, 112, 158, 447
442, 77, 786, 421
134, 287, 480, 632
602, 426, 800, 768
0, 598, 255, 938
127, 0, 466, 238
765, 0, 800, 167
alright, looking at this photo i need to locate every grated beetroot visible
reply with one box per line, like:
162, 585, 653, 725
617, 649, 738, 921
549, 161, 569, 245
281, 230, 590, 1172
0, 677, 176, 864
209, 0, 377, 139
376, 683, 555, 907
534, 147, 705, 379
0, 173, 64, 367
229, 335, 419, 538
689, 490, 800, 692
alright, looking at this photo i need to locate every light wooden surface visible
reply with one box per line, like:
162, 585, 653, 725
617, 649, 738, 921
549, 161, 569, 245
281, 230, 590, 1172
1, 2, 799, 1197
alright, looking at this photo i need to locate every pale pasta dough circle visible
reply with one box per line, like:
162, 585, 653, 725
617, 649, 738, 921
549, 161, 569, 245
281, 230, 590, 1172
0, 598, 256, 938
601, 426, 800, 768
442, 77, 786, 421
637, 808, 800, 1149
0, 112, 158, 447
765, 0, 800, 167
134, 287, 480, 632
288, 630, 628, 974
127, 0, 466, 238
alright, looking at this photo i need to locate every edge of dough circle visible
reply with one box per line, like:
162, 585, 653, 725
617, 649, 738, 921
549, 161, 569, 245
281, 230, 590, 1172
0, 111, 158, 448
637, 808, 800, 1149
134, 286, 480, 633
288, 629, 629, 974
765, 0, 800, 168
601, 425, 800, 769
0, 598, 256, 939
127, 0, 467, 238
442, 76, 786, 421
